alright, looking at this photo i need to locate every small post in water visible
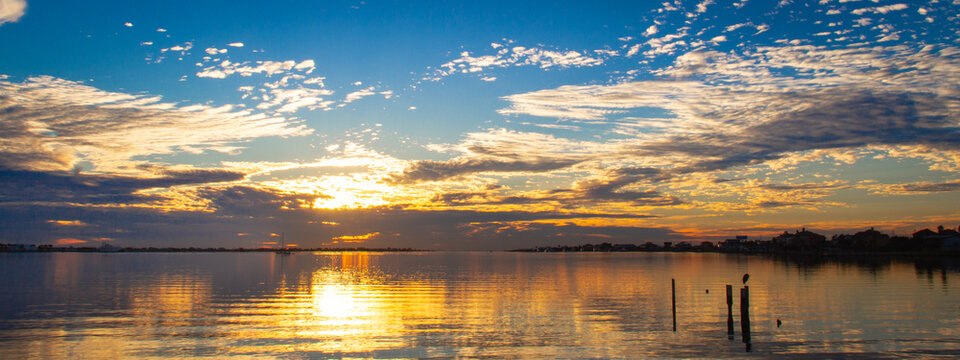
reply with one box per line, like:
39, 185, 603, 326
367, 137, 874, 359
672, 278, 677, 332
726, 284, 734, 339
740, 286, 751, 346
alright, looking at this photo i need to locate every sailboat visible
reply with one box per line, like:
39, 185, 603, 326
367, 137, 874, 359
276, 232, 292, 255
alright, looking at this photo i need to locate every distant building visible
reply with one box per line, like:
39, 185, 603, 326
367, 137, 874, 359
614, 244, 638, 251
699, 241, 716, 251
914, 225, 960, 251
719, 236, 746, 252
1, 244, 37, 252
773, 228, 826, 250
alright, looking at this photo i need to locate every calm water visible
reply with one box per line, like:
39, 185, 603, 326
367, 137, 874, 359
1, 252, 959, 359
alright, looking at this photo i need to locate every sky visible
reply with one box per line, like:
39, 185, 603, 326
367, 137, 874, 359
1, 0, 959, 250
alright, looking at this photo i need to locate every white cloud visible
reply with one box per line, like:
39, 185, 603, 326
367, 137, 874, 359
0, 76, 311, 171
851, 4, 908, 15
643, 25, 658, 37
343, 86, 376, 104
196, 59, 315, 79
293, 59, 315, 73
256, 87, 335, 113
160, 42, 193, 53
696, 0, 715, 13
205, 47, 227, 55
227, 42, 244, 47
643, 28, 691, 57
0, 0, 26, 25
156, 28, 167, 32
723, 22, 768, 35
425, 44, 605, 81
124, 22, 133, 27
303, 77, 326, 87
877, 33, 900, 42
140, 41, 153, 46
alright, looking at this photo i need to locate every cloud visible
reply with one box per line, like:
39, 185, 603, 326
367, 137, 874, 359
391, 129, 611, 184
759, 182, 848, 191
205, 47, 227, 55
198, 185, 328, 216
498, 43, 960, 180
643, 25, 658, 37
392, 157, 582, 184
124, 22, 133, 27
872, 180, 960, 195
196, 60, 315, 79
227, 42, 244, 47
0, 76, 311, 172
425, 44, 606, 81
331, 232, 379, 243
499, 81, 699, 120
0, 167, 246, 205
255, 86, 335, 113
0, 0, 26, 25
342, 86, 376, 104
54, 238, 87, 245
696, 0, 714, 13
160, 42, 193, 53
851, 4, 908, 15
47, 220, 87, 226
543, 168, 683, 207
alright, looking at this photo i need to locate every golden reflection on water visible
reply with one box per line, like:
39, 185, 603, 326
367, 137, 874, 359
222, 252, 447, 355
2, 252, 959, 359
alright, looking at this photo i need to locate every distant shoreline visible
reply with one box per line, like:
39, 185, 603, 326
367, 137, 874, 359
0, 246, 424, 253
510, 246, 960, 257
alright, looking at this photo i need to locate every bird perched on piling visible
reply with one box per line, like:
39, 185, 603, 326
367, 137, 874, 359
742, 273, 750, 284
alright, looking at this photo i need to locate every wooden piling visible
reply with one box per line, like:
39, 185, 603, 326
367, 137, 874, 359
726, 284, 734, 339
740, 286, 751, 344
671, 278, 677, 332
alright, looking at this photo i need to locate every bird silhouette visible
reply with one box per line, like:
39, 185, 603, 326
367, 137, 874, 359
742, 273, 750, 284
777, 319, 782, 328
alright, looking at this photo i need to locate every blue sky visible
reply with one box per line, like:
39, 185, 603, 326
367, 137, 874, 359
1, 0, 959, 249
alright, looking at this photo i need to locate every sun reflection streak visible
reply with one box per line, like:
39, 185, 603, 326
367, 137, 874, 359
216, 253, 448, 355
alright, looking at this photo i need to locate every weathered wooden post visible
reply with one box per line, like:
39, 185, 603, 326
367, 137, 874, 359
726, 284, 734, 339
740, 286, 751, 346
672, 278, 677, 332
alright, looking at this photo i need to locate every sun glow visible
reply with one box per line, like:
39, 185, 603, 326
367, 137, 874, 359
267, 175, 397, 209
313, 186, 389, 209
255, 147, 410, 209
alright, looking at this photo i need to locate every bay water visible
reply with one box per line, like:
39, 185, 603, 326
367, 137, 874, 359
1, 252, 958, 358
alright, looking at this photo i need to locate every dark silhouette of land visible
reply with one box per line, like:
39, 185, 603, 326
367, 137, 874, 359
3, 225, 959, 255
512, 225, 960, 256
0, 244, 420, 253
